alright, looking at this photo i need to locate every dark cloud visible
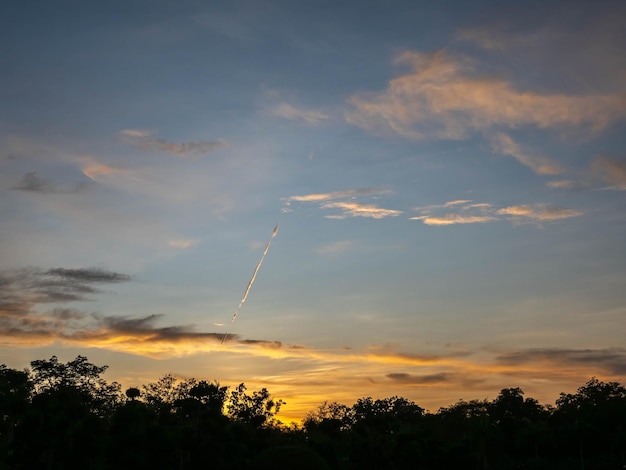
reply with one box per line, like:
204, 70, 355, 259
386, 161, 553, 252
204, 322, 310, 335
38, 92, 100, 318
0, 267, 132, 312
387, 372, 451, 384
49, 308, 86, 320
496, 348, 626, 375
239, 339, 283, 349
0, 266, 288, 352
46, 268, 131, 283
65, 313, 231, 343
0, 267, 134, 342
11, 172, 88, 193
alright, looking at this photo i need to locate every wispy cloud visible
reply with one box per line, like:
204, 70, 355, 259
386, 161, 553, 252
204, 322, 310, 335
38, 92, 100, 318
321, 201, 402, 220
269, 103, 330, 125
387, 372, 451, 384
544, 156, 626, 192
546, 180, 593, 191
346, 50, 626, 140
495, 347, 626, 375
285, 188, 389, 203
443, 199, 473, 207
591, 156, 626, 190
283, 188, 399, 219
0, 267, 131, 311
11, 172, 88, 193
411, 199, 582, 225
491, 132, 564, 175
419, 214, 496, 226
497, 204, 583, 222
119, 129, 228, 157
81, 161, 130, 181
316, 240, 355, 255
168, 239, 199, 249
0, 267, 133, 345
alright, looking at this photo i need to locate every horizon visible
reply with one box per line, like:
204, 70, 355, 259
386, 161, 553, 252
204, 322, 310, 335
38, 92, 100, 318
1, 0, 625, 426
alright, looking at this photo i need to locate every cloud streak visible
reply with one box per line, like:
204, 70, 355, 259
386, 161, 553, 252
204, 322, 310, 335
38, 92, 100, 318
119, 130, 228, 157
269, 103, 330, 125
285, 188, 390, 203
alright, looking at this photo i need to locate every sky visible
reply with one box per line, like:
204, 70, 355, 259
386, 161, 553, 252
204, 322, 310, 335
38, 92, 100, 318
1, 0, 625, 424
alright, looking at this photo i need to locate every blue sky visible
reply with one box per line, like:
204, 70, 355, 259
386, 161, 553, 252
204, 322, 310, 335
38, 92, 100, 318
1, 0, 625, 422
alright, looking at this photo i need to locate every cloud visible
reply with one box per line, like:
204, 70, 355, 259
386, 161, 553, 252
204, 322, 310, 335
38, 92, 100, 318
346, 50, 626, 141
11, 172, 88, 193
168, 239, 199, 249
590, 156, 626, 190
411, 199, 582, 226
285, 188, 390, 203
443, 200, 473, 207
0, 266, 309, 357
81, 162, 130, 181
0, 266, 256, 353
544, 156, 626, 192
0, 267, 134, 346
269, 103, 330, 125
418, 214, 496, 226
458, 2, 626, 93
321, 201, 402, 220
0, 268, 132, 315
316, 240, 355, 255
119, 130, 228, 157
238, 339, 283, 349
497, 204, 583, 222
387, 372, 451, 384
491, 132, 564, 175
284, 188, 400, 219
46, 267, 131, 284
119, 129, 151, 138
495, 348, 626, 375
546, 180, 593, 191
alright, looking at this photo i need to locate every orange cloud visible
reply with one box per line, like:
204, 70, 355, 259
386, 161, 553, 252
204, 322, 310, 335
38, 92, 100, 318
346, 50, 626, 141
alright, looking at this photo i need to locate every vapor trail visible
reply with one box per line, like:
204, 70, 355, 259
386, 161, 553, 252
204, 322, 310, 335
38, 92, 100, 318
221, 224, 279, 343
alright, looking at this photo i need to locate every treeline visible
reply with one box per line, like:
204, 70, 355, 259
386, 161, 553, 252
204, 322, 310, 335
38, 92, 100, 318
1, 356, 625, 469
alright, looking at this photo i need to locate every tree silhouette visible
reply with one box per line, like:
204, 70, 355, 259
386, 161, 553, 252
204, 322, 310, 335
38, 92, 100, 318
0, 365, 32, 467
554, 378, 626, 469
2, 355, 626, 469
125, 386, 141, 400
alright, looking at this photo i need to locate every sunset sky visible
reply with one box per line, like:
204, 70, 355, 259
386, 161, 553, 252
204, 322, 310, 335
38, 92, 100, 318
1, 0, 625, 423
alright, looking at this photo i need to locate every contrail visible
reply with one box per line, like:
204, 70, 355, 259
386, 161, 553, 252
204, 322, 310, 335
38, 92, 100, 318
221, 224, 279, 343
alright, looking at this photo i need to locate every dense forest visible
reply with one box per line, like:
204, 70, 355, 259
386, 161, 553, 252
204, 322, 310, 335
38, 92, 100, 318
1, 356, 625, 469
